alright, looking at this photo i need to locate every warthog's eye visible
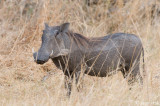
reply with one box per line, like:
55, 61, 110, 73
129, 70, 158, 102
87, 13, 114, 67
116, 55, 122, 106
54, 30, 59, 36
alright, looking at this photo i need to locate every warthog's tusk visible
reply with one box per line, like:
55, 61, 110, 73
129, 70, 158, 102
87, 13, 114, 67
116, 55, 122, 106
32, 48, 35, 53
50, 50, 53, 57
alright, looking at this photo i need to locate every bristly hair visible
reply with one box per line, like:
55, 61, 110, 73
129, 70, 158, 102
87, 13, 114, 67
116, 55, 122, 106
66, 31, 90, 49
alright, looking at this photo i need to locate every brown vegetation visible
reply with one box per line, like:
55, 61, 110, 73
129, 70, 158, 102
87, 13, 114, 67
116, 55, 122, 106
0, 0, 160, 105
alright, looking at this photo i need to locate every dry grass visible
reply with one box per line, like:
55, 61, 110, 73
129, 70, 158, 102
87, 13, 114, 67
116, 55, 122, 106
0, 0, 160, 105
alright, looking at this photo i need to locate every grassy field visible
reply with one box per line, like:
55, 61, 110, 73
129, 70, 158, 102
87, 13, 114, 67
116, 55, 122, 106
0, 0, 160, 105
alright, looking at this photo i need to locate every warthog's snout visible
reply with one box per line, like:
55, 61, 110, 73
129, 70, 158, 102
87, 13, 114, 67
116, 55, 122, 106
33, 52, 46, 64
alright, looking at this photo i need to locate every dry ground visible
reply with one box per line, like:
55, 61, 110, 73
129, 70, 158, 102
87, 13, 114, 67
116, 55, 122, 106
0, 0, 160, 105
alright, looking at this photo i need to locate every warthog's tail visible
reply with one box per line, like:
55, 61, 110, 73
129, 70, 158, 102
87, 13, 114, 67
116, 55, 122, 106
142, 47, 146, 78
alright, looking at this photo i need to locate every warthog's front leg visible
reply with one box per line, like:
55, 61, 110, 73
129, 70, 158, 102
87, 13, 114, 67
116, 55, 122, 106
64, 71, 84, 97
64, 75, 73, 96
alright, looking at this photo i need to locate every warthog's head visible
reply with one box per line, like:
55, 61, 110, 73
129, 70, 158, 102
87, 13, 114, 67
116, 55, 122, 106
33, 23, 70, 64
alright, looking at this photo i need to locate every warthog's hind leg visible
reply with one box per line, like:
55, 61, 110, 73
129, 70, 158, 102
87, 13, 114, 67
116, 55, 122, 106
121, 63, 143, 86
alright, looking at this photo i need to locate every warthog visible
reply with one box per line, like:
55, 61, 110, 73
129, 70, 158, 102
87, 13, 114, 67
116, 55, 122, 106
33, 23, 145, 96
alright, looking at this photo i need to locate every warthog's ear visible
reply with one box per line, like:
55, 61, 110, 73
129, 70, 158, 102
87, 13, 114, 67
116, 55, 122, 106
44, 23, 49, 29
60, 23, 70, 32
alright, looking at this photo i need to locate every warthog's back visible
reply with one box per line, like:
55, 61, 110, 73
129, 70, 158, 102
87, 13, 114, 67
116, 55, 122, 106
89, 33, 141, 49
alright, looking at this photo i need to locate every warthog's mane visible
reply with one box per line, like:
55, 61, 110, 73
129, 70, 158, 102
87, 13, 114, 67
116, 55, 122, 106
65, 31, 90, 48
